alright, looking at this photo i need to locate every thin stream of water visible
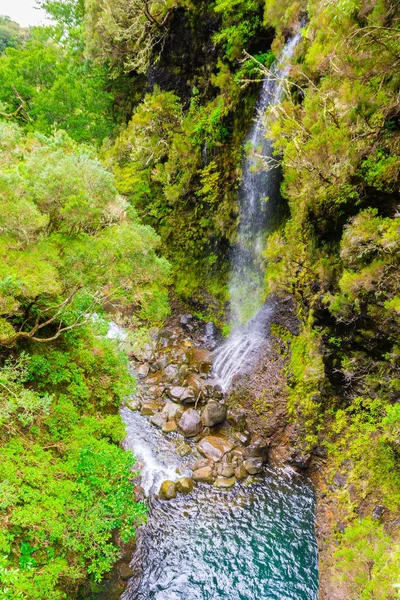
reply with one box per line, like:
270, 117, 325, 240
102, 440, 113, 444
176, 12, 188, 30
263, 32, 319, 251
214, 33, 301, 391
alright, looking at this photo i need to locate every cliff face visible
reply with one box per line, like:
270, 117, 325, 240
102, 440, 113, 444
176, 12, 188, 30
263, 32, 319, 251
94, 1, 400, 597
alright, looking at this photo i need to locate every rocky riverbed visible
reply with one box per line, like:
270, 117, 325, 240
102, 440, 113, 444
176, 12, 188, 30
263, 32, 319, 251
123, 313, 271, 498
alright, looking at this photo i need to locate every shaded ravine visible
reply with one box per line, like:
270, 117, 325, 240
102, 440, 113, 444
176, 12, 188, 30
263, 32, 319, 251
121, 410, 318, 600
114, 28, 318, 600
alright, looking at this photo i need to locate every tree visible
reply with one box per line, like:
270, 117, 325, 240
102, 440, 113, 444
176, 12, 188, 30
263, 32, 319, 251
0, 123, 170, 346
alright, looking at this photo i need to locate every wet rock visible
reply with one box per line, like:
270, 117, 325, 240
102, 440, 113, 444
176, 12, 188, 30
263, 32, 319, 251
125, 399, 141, 412
150, 412, 165, 428
193, 466, 214, 484
227, 408, 247, 428
215, 476, 236, 489
162, 401, 184, 421
176, 443, 191, 457
164, 364, 179, 380
159, 480, 177, 500
140, 402, 160, 417
243, 458, 264, 475
178, 409, 202, 437
232, 431, 251, 446
133, 485, 145, 502
180, 314, 193, 327
232, 447, 245, 459
235, 464, 247, 480
193, 458, 212, 471
218, 464, 235, 478
176, 477, 194, 494
202, 402, 227, 427
137, 363, 150, 378
119, 564, 133, 581
372, 505, 385, 520
180, 388, 196, 404
168, 386, 187, 402
162, 420, 177, 433
244, 439, 269, 463
197, 436, 234, 462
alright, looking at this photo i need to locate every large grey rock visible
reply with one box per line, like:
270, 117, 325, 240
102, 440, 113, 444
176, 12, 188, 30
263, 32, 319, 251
180, 388, 196, 404
193, 466, 214, 484
168, 386, 186, 402
202, 402, 227, 427
159, 480, 177, 500
197, 436, 234, 462
178, 409, 201, 437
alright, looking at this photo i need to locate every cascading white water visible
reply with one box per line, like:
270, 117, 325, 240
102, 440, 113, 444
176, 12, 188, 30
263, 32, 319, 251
214, 32, 301, 392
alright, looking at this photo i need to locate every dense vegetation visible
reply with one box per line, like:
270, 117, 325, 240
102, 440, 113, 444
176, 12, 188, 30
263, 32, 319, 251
0, 0, 399, 598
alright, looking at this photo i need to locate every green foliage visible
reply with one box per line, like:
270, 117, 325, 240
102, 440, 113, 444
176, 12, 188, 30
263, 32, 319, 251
0, 330, 146, 599
0, 124, 170, 346
0, 16, 27, 54
0, 19, 114, 143
213, 0, 265, 61
334, 518, 400, 599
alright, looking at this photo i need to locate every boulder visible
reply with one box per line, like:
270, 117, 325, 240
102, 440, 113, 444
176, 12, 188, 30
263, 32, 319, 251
178, 409, 202, 437
125, 398, 141, 412
146, 372, 163, 386
193, 466, 214, 484
162, 420, 177, 434
164, 364, 179, 380
159, 480, 177, 500
244, 439, 269, 463
202, 402, 227, 427
140, 402, 160, 416
168, 386, 187, 402
235, 464, 248, 480
176, 477, 194, 494
197, 436, 235, 462
137, 363, 150, 378
150, 412, 165, 428
218, 464, 235, 478
243, 458, 264, 475
162, 401, 184, 421
215, 476, 236, 489
192, 458, 212, 471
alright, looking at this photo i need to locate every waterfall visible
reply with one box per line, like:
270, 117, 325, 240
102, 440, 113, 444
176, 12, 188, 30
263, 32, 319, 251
214, 32, 301, 391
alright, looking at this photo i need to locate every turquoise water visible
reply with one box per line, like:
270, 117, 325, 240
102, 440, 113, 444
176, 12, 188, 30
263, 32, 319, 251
121, 412, 318, 600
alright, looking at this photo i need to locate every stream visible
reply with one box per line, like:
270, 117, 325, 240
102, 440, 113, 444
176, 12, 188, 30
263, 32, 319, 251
121, 410, 318, 600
